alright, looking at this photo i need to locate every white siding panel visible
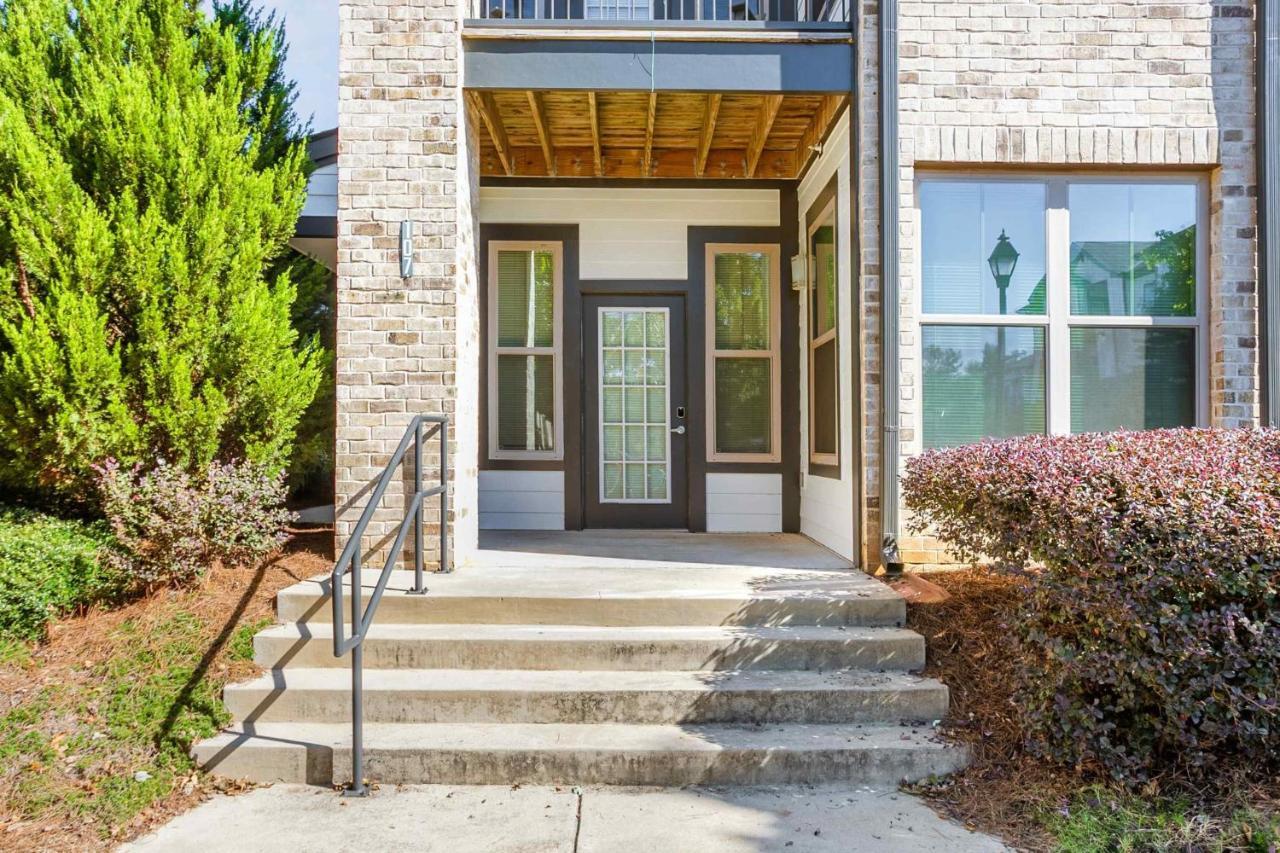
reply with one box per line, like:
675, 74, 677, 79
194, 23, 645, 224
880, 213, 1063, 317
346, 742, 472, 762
707, 513, 781, 533
797, 113, 858, 563
706, 473, 783, 495
478, 470, 565, 530
705, 473, 782, 533
479, 512, 564, 531
479, 187, 779, 280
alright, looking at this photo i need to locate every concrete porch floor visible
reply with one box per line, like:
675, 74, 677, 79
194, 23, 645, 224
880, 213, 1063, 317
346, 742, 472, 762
470, 530, 854, 571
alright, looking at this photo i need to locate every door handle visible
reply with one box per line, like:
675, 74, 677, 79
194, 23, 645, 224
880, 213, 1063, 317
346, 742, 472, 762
670, 425, 686, 435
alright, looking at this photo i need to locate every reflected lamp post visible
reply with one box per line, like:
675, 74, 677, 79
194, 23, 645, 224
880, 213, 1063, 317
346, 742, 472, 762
987, 229, 1020, 315
987, 230, 1020, 432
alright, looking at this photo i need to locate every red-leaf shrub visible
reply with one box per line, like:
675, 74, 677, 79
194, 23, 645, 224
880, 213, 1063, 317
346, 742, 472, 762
95, 459, 291, 587
902, 428, 1280, 783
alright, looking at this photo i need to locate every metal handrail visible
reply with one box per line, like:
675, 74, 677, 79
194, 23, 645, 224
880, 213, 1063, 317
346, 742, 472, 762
330, 414, 450, 797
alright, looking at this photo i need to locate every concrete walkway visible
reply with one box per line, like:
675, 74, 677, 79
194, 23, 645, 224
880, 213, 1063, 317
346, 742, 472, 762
122, 784, 1009, 852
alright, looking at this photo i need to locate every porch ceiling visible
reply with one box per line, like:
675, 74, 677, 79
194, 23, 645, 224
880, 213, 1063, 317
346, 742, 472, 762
466, 89, 847, 180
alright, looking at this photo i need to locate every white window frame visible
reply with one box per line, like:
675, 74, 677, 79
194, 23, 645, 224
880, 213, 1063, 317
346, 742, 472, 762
807, 197, 840, 468
914, 172, 1209, 445
487, 240, 565, 461
705, 243, 782, 464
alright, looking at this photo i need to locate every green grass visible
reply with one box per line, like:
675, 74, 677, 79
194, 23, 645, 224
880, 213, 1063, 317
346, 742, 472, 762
0, 507, 116, 641
0, 610, 235, 836
1046, 785, 1280, 853
228, 617, 272, 663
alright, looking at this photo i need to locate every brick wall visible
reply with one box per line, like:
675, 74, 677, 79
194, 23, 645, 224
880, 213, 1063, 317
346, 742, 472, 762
885, 0, 1259, 568
336, 0, 480, 564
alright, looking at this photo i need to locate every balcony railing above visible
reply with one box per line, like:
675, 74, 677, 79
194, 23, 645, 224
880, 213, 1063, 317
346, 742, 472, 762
468, 0, 849, 25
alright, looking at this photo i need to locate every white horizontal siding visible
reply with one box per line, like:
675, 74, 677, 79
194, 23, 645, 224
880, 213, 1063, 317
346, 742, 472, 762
797, 113, 857, 563
479, 470, 565, 531
478, 187, 780, 280
705, 473, 782, 533
301, 164, 337, 219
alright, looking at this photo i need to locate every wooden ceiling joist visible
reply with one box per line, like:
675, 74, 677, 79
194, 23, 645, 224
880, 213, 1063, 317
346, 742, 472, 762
796, 94, 847, 177
527, 91, 556, 176
695, 94, 722, 178
468, 89, 845, 181
746, 94, 784, 179
641, 92, 658, 177
469, 90, 514, 176
587, 92, 602, 177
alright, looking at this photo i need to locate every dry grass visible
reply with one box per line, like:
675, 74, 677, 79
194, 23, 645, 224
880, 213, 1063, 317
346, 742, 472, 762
0, 528, 330, 851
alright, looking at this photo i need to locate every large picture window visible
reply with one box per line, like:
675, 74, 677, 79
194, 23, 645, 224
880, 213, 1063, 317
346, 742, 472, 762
808, 197, 839, 469
705, 244, 781, 463
488, 241, 563, 460
918, 176, 1204, 449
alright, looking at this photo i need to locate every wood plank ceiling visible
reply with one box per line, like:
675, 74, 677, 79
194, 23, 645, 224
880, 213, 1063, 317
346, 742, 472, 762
466, 90, 847, 180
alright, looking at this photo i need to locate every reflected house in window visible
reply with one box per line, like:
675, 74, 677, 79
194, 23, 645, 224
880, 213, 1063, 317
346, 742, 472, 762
1071, 226, 1196, 317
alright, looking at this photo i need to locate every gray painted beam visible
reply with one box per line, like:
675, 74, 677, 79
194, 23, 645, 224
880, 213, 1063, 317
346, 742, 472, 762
463, 39, 853, 93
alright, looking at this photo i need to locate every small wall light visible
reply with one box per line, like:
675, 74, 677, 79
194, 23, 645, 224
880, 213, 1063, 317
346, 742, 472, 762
790, 253, 807, 291
399, 221, 414, 278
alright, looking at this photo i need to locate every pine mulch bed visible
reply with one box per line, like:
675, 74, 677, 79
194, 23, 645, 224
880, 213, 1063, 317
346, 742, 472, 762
905, 569, 1068, 851
0, 528, 330, 851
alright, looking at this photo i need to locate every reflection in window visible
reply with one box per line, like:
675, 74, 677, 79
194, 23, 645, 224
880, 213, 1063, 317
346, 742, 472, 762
1070, 328, 1195, 432
923, 326, 1047, 449
491, 246, 559, 457
921, 181, 1046, 316
708, 247, 778, 460
1069, 184, 1197, 317
809, 201, 839, 465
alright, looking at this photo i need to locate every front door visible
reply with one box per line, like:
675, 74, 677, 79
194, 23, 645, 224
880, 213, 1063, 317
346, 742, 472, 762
582, 294, 688, 528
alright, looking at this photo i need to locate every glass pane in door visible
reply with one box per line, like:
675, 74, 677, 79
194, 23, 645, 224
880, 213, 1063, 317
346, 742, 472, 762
599, 308, 670, 503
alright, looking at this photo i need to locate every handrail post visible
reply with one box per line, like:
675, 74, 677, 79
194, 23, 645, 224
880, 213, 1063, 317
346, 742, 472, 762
344, 544, 367, 798
332, 414, 450, 798
440, 419, 451, 573
409, 417, 427, 595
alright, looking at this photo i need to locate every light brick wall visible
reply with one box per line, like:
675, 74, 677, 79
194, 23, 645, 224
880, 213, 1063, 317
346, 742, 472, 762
336, 0, 480, 565
885, 0, 1259, 568
856, 2, 884, 570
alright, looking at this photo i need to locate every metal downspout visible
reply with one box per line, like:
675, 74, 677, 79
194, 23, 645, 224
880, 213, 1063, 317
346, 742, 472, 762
1260, 0, 1280, 426
878, 0, 903, 574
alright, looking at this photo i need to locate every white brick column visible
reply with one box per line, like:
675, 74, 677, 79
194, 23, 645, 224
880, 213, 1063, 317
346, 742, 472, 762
336, 0, 480, 565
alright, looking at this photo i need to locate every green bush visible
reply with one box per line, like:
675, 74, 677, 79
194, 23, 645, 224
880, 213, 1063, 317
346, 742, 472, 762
0, 508, 115, 641
0, 0, 321, 504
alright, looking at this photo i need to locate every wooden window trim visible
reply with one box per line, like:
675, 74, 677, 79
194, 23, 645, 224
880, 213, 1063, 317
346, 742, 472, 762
704, 243, 782, 464
807, 196, 840, 468
487, 240, 565, 461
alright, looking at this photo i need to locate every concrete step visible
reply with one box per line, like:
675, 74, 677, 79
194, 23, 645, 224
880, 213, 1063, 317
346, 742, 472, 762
278, 566, 906, 628
193, 721, 969, 787
221, 668, 949, 725
254, 623, 927, 672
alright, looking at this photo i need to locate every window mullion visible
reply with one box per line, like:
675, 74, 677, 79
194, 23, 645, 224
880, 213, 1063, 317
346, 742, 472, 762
1046, 179, 1072, 436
